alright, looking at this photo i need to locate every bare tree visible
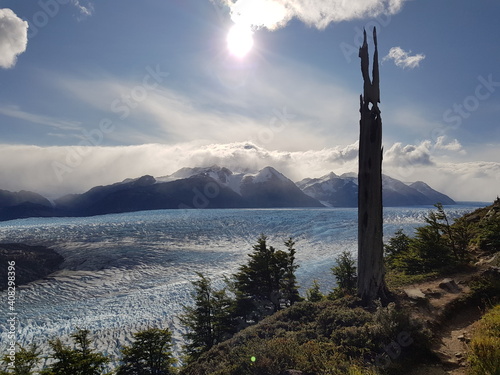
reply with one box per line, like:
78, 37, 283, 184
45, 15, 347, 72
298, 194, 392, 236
357, 27, 388, 304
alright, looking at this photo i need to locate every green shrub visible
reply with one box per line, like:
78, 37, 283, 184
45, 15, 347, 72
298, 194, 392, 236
330, 251, 357, 299
384, 204, 478, 276
306, 279, 324, 302
468, 305, 500, 374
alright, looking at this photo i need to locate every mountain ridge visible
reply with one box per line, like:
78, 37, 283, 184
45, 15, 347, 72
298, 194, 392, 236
0, 165, 455, 221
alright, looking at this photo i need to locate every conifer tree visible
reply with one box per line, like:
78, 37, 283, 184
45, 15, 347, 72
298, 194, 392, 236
41, 329, 109, 375
281, 238, 301, 306
306, 280, 324, 302
0, 344, 40, 375
116, 328, 176, 375
331, 251, 357, 299
179, 273, 233, 361
233, 235, 300, 322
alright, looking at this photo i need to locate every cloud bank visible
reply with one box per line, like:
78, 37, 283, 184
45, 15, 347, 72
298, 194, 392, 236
383, 46, 425, 69
0, 9, 28, 69
0, 140, 498, 202
223, 0, 408, 30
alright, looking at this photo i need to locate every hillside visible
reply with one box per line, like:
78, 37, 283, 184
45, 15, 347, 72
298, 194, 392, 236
180, 200, 500, 375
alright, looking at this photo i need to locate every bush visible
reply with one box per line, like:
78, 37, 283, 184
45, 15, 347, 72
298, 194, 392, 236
384, 204, 475, 275
384, 229, 410, 259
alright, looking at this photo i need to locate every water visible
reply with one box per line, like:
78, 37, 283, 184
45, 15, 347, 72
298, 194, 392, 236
0, 204, 483, 361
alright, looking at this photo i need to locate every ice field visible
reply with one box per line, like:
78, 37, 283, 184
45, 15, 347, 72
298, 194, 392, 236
0, 205, 482, 365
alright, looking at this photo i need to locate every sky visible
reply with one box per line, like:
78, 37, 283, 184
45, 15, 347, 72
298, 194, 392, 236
0, 0, 499, 201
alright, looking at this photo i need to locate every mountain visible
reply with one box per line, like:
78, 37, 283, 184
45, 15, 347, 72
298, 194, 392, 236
296, 172, 358, 207
239, 167, 323, 208
0, 189, 55, 221
0, 166, 456, 221
0, 189, 51, 207
50, 166, 323, 218
54, 173, 248, 216
160, 165, 323, 208
408, 181, 456, 205
297, 173, 455, 207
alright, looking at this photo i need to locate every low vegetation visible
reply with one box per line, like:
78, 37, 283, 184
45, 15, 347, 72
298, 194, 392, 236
467, 305, 500, 374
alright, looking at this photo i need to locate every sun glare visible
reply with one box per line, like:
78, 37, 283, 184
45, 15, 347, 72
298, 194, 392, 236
227, 24, 254, 58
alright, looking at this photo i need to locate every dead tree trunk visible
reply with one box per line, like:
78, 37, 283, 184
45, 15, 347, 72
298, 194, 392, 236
357, 27, 388, 305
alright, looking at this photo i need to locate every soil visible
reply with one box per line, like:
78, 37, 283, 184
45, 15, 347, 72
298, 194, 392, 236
396, 253, 499, 375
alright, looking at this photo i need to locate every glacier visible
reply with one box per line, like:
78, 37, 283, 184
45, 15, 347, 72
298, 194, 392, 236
0, 205, 482, 366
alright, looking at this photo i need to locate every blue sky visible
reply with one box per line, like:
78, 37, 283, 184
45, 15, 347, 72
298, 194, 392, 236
0, 0, 499, 201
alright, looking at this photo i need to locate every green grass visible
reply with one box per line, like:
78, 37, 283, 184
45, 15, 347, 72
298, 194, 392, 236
385, 269, 439, 289
467, 304, 500, 375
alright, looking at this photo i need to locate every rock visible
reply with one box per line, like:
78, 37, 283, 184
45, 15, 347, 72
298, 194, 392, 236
455, 352, 463, 358
481, 267, 500, 278
476, 252, 500, 267
0, 243, 64, 290
438, 278, 461, 293
424, 288, 442, 299
404, 288, 427, 300
457, 334, 465, 341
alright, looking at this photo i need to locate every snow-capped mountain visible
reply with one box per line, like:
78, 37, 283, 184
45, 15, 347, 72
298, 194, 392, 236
0, 165, 456, 221
408, 181, 456, 205
160, 165, 323, 208
296, 172, 358, 207
297, 172, 456, 207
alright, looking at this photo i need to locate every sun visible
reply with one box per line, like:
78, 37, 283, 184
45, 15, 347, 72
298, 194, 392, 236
227, 24, 254, 58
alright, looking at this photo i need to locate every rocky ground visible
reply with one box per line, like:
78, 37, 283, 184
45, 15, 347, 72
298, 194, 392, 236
400, 252, 500, 374
0, 243, 64, 290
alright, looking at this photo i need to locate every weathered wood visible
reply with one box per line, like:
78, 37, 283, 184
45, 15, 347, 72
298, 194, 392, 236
357, 27, 388, 305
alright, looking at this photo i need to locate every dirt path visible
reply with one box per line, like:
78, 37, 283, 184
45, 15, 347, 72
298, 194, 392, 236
399, 267, 491, 375
433, 304, 481, 374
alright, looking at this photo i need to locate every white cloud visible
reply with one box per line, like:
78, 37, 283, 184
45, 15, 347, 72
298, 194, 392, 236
0, 9, 28, 69
383, 46, 425, 69
384, 141, 434, 167
52, 59, 360, 150
0, 105, 81, 131
0, 140, 497, 202
72, 0, 94, 18
434, 136, 465, 153
0, 141, 360, 198
223, 0, 410, 30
